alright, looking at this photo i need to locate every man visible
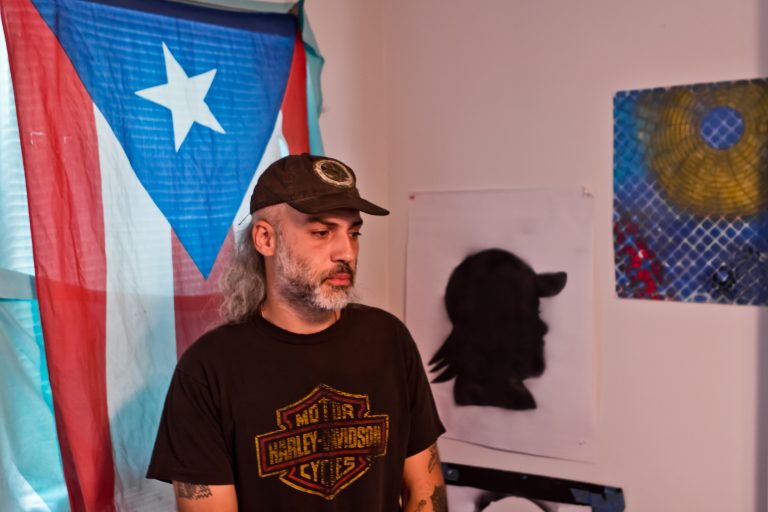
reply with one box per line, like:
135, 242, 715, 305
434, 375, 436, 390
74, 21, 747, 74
147, 154, 446, 511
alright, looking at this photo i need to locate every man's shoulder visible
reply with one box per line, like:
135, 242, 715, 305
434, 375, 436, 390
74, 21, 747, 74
344, 303, 414, 342
177, 318, 258, 369
345, 303, 404, 326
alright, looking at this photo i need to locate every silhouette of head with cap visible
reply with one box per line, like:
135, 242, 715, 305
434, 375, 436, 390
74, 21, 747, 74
429, 248, 567, 410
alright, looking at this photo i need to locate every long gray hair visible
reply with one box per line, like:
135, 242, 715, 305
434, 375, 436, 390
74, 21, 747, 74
218, 220, 266, 324
219, 206, 283, 323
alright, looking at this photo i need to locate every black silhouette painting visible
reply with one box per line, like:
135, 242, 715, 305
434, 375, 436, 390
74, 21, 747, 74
429, 248, 567, 410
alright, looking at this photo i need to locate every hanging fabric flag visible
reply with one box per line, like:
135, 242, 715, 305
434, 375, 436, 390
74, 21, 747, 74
0, 0, 323, 509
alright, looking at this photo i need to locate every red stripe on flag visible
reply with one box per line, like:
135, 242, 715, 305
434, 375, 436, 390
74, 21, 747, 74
1, 0, 116, 510
282, 32, 310, 153
172, 231, 232, 357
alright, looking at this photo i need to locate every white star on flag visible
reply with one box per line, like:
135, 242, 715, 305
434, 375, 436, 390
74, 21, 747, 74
136, 42, 225, 151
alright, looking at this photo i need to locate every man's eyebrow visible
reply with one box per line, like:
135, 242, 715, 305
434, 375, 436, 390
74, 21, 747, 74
305, 216, 364, 228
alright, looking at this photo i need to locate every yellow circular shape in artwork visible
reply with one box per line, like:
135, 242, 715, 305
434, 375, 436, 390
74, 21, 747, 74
638, 80, 768, 217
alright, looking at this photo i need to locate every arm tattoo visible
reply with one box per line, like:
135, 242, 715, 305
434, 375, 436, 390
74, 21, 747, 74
174, 482, 213, 500
427, 444, 439, 473
415, 499, 428, 511
431, 484, 447, 511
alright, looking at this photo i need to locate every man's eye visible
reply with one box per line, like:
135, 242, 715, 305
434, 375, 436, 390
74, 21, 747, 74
351, 232, 362, 239
312, 230, 330, 238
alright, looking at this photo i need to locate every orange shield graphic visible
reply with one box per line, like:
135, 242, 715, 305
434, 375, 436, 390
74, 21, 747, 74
255, 384, 389, 499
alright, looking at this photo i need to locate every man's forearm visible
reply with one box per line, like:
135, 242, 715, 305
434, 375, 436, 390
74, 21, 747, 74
402, 443, 448, 512
403, 483, 447, 512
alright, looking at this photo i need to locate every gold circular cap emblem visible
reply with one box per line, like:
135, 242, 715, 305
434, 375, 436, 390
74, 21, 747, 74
314, 159, 355, 188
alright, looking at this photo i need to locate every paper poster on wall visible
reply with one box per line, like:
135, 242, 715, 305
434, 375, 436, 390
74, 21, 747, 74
406, 189, 595, 461
614, 78, 768, 305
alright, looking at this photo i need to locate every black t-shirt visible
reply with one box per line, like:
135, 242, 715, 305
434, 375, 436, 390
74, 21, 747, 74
147, 304, 444, 511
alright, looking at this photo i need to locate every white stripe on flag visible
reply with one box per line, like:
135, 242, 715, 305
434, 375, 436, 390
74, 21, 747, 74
232, 111, 289, 237
96, 106, 177, 509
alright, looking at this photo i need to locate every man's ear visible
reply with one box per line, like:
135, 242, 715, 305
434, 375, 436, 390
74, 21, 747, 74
252, 220, 277, 257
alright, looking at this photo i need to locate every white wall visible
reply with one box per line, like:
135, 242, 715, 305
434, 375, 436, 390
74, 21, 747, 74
304, 0, 390, 310
308, 0, 767, 510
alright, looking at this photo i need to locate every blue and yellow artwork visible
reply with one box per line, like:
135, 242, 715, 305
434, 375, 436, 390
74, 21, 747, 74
614, 79, 768, 305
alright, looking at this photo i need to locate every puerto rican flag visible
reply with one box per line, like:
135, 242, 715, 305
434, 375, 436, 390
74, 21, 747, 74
0, 0, 321, 509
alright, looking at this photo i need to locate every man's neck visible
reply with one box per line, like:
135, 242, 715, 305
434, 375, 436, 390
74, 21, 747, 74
260, 298, 340, 334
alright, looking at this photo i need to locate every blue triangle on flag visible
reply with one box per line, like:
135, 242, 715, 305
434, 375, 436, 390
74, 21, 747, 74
32, 0, 296, 277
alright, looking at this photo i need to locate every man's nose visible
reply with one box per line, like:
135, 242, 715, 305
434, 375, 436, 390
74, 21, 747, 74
331, 233, 356, 263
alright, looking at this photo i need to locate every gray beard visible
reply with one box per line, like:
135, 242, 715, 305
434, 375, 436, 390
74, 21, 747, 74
274, 242, 358, 316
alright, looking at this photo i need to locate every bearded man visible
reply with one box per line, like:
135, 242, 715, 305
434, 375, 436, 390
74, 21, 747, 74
147, 154, 446, 512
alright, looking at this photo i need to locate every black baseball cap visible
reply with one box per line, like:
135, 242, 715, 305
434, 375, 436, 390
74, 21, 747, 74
249, 153, 389, 216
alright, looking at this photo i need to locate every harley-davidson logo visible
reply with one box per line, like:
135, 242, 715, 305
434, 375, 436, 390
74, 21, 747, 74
255, 384, 389, 500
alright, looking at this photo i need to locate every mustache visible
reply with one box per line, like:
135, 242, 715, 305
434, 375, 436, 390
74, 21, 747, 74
322, 262, 355, 281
